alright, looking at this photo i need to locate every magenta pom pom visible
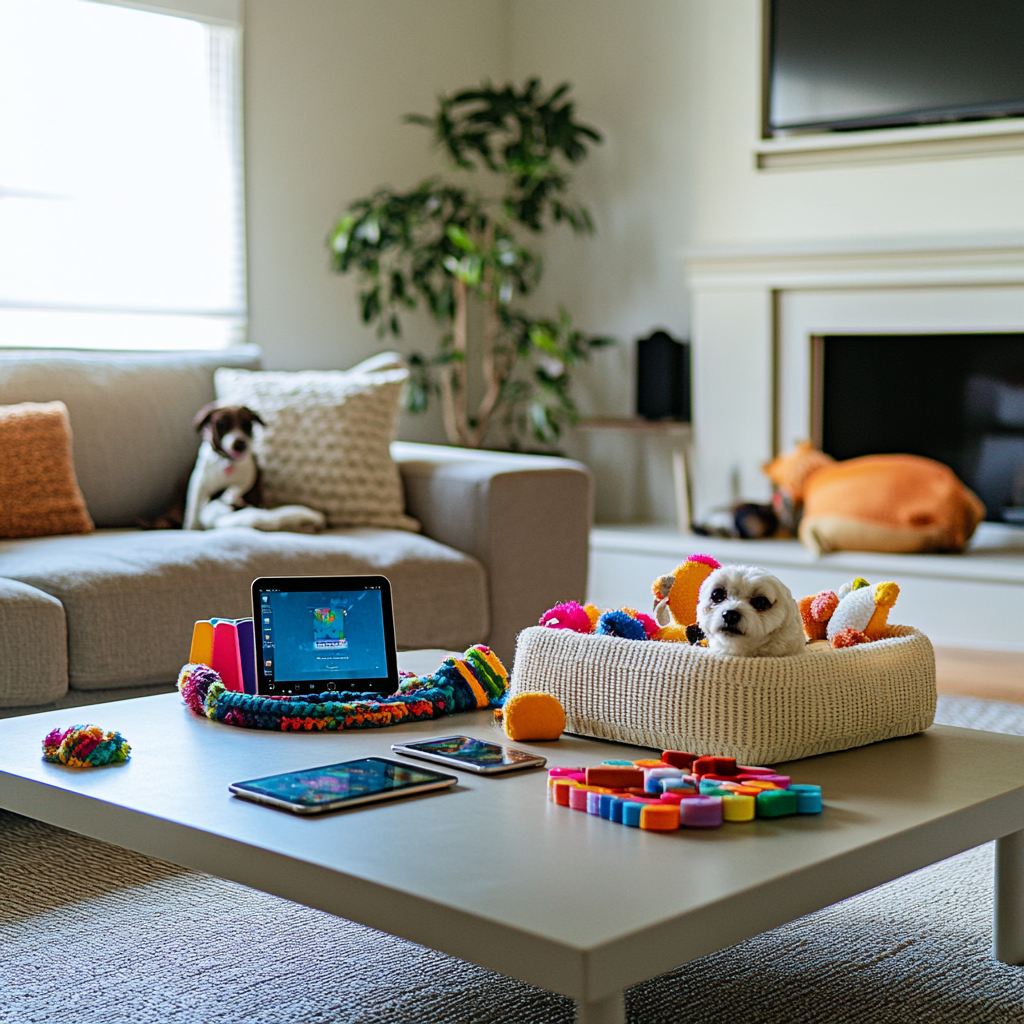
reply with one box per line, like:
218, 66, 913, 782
539, 601, 593, 633
687, 554, 721, 570
634, 612, 660, 639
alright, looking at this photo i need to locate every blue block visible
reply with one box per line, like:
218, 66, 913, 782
599, 794, 617, 819
602, 760, 634, 766
789, 784, 823, 814
622, 801, 644, 828
609, 798, 625, 823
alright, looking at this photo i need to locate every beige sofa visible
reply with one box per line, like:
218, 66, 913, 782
0, 348, 592, 711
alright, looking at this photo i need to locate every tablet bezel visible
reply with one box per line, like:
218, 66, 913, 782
251, 575, 399, 696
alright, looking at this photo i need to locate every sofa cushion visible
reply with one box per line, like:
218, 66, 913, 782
0, 347, 262, 527
0, 578, 68, 707
215, 361, 418, 532
0, 528, 488, 691
0, 402, 94, 538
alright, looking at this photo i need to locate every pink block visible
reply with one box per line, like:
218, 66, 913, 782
680, 796, 723, 828
569, 787, 592, 811
211, 621, 244, 692
756, 774, 791, 788
548, 767, 585, 777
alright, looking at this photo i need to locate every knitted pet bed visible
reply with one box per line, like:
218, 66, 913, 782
511, 625, 936, 765
178, 645, 508, 732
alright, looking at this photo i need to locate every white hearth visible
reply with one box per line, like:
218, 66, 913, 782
685, 234, 1024, 519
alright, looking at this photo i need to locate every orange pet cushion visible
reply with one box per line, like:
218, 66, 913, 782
502, 691, 566, 742
799, 455, 984, 555
0, 402, 94, 538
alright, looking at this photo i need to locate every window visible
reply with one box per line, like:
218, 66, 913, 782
0, 0, 245, 350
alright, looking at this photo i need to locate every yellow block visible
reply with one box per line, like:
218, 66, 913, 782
189, 620, 215, 666
721, 793, 755, 822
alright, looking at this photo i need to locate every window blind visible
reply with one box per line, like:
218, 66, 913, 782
0, 0, 246, 350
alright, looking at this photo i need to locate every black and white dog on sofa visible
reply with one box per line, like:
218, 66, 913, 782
183, 402, 325, 533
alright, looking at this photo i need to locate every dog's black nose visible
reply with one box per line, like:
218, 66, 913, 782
723, 609, 741, 627
232, 439, 247, 453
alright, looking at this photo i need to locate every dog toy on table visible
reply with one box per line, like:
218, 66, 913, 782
42, 725, 130, 767
651, 554, 722, 642
548, 749, 822, 833
177, 645, 508, 732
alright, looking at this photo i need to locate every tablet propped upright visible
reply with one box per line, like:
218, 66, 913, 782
251, 575, 399, 696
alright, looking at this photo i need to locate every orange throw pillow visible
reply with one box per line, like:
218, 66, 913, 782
0, 402, 94, 538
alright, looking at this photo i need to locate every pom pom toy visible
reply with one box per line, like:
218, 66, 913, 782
798, 590, 838, 641
177, 645, 509, 732
830, 627, 869, 649
42, 725, 130, 767
501, 691, 566, 741
539, 601, 593, 633
651, 554, 721, 638
595, 609, 648, 641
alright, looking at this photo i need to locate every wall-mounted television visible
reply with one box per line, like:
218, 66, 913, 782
766, 0, 1024, 136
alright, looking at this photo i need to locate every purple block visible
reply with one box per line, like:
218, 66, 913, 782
586, 791, 604, 815
680, 796, 723, 828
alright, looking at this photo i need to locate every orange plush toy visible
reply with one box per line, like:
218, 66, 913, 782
764, 443, 985, 555
651, 554, 721, 641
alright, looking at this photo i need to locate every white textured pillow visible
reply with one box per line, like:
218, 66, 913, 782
214, 358, 419, 532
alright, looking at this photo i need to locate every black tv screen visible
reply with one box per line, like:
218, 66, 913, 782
768, 0, 1024, 134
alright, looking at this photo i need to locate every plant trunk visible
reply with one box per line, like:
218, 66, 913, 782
439, 277, 471, 447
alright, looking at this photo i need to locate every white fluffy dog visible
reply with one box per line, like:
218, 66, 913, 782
696, 565, 806, 657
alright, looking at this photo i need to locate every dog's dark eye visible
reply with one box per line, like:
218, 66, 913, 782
750, 595, 772, 612
710, 588, 727, 604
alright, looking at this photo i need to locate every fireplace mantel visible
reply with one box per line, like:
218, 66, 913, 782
683, 233, 1024, 519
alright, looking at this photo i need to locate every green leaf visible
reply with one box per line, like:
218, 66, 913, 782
446, 224, 476, 252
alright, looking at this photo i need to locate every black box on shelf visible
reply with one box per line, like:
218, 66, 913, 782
636, 330, 690, 421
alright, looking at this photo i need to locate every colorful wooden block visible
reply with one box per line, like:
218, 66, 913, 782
789, 784, 823, 813
211, 620, 245, 692
189, 620, 215, 667
610, 797, 625, 823
599, 794, 618, 819
680, 796, 723, 828
586, 766, 644, 789
756, 789, 798, 817
569, 787, 592, 811
552, 780, 577, 806
720, 793, 756, 822
640, 803, 680, 831
661, 750, 697, 771
644, 766, 684, 793
632, 759, 669, 769
622, 800, 645, 828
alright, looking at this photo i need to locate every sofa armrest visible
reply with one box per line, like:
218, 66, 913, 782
0, 578, 68, 707
392, 442, 593, 664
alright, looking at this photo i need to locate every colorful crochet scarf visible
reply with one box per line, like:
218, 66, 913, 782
177, 645, 508, 732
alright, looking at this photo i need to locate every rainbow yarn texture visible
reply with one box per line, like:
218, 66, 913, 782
42, 725, 131, 767
177, 645, 508, 732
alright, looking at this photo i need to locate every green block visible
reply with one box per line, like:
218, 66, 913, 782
756, 788, 797, 818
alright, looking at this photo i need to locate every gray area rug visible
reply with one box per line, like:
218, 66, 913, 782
1, 695, 1023, 1024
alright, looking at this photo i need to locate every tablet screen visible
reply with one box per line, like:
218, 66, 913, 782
231, 757, 452, 810
252, 575, 398, 695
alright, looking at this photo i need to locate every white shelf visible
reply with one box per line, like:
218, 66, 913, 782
755, 117, 1024, 170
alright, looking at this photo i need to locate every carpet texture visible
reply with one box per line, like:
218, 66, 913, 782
1, 695, 1023, 1024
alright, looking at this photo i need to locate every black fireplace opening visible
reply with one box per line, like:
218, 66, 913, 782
818, 333, 1024, 523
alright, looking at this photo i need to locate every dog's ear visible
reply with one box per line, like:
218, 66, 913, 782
193, 402, 222, 432
241, 406, 265, 428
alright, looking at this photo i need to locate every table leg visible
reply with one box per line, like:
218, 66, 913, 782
994, 827, 1024, 964
576, 991, 625, 1024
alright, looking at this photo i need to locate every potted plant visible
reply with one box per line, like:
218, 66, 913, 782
328, 78, 612, 449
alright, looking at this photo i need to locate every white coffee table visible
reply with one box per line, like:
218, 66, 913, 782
2, 660, 1024, 1024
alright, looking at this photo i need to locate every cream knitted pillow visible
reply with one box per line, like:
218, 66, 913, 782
214, 357, 418, 532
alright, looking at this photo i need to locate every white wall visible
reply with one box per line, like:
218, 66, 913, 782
242, 0, 1024, 518
243, 0, 508, 441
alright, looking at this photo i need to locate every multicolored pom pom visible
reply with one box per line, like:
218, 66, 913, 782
42, 725, 131, 767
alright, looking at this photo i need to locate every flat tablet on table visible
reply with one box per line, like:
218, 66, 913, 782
251, 575, 398, 696
229, 757, 457, 815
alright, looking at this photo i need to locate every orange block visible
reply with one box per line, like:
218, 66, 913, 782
633, 759, 669, 769
640, 803, 681, 831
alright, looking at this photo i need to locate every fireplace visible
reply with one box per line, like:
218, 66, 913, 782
685, 241, 1024, 520
812, 333, 1024, 522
